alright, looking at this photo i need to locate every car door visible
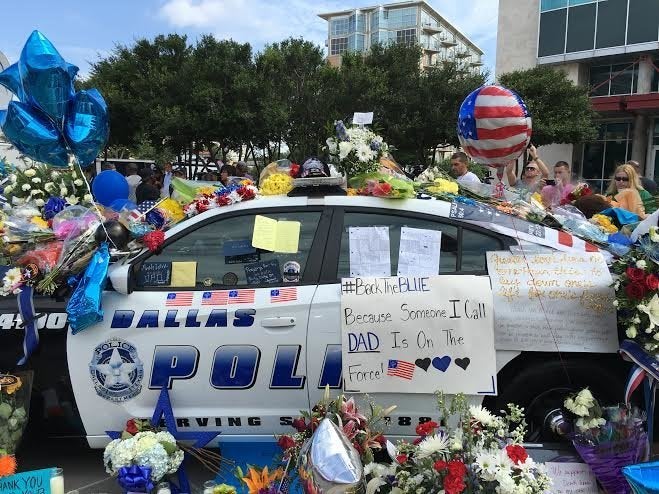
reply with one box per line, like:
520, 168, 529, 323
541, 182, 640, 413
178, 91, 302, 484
307, 206, 509, 438
68, 206, 330, 445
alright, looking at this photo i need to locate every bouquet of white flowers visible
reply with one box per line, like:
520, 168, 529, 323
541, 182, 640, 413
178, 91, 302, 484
104, 429, 184, 484
325, 120, 389, 178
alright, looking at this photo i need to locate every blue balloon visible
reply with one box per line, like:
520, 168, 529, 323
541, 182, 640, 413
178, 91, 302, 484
65, 89, 109, 166
1, 101, 69, 167
0, 63, 26, 101
92, 170, 129, 207
18, 31, 75, 127
109, 198, 137, 212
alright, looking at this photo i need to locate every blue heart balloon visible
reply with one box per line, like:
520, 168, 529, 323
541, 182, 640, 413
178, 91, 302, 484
18, 30, 75, 128
1, 101, 69, 168
65, 89, 109, 166
0, 63, 26, 101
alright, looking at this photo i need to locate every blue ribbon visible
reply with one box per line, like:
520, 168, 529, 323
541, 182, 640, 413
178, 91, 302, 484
17, 284, 39, 366
117, 465, 154, 493
619, 340, 659, 440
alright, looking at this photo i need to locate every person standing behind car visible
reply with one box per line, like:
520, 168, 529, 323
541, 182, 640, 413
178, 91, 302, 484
136, 168, 160, 204
450, 152, 481, 184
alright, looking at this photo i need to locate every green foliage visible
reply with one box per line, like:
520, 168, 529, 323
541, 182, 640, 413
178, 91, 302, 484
87, 37, 487, 169
498, 66, 598, 146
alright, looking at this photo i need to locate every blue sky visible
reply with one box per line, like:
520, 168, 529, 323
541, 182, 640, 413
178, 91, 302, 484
0, 0, 498, 77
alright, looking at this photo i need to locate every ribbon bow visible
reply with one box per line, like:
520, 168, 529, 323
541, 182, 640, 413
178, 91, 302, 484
117, 465, 155, 493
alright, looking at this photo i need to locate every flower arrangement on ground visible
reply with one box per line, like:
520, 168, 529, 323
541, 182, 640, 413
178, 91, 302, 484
366, 393, 551, 494
563, 388, 647, 494
0, 374, 30, 455
103, 419, 185, 488
3, 163, 91, 209
326, 121, 389, 178
611, 234, 659, 353
277, 388, 395, 467
238, 465, 284, 494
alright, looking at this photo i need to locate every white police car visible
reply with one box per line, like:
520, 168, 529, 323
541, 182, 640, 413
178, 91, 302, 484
0, 195, 628, 447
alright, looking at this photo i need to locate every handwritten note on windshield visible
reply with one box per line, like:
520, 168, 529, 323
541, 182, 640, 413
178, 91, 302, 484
398, 227, 441, 276
251, 215, 300, 253
349, 226, 390, 277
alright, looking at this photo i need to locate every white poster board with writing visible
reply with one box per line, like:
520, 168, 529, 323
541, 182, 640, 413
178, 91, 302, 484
545, 462, 599, 494
340, 275, 497, 395
486, 251, 617, 352
353, 112, 374, 125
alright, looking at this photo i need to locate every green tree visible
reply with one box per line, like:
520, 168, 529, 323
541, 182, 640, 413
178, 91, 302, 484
498, 66, 598, 146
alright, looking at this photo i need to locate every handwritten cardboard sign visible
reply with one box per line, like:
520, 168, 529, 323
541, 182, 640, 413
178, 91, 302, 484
545, 462, 598, 494
244, 259, 282, 285
340, 275, 497, 395
486, 251, 618, 353
137, 262, 172, 286
0, 468, 52, 494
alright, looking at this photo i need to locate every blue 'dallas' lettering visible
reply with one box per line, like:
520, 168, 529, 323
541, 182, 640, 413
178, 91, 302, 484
211, 345, 260, 389
270, 345, 305, 389
149, 345, 199, 389
110, 309, 256, 329
147, 344, 344, 390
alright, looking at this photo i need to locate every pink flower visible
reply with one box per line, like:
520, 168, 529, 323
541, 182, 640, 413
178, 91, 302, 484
342, 420, 359, 440
341, 397, 366, 424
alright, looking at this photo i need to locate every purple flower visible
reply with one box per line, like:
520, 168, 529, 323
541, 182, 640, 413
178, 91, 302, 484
335, 120, 350, 142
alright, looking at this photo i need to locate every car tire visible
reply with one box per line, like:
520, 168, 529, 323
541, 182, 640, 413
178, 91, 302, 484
489, 358, 627, 443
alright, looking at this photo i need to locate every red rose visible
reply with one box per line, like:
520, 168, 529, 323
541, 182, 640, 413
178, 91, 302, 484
125, 419, 138, 435
289, 164, 300, 177
505, 444, 529, 465
277, 435, 296, 450
627, 267, 647, 282
646, 274, 659, 291
444, 474, 466, 494
415, 421, 438, 437
626, 281, 647, 300
396, 454, 409, 464
237, 186, 255, 201
292, 417, 307, 432
447, 460, 467, 477
433, 460, 448, 471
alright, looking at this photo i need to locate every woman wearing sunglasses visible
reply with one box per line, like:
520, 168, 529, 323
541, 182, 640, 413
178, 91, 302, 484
605, 164, 647, 219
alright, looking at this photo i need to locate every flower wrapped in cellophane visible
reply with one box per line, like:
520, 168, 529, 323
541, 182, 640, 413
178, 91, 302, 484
564, 388, 647, 494
326, 120, 389, 178
348, 173, 415, 199
0, 372, 32, 455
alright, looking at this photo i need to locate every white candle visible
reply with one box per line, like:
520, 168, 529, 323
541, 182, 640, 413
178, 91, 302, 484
50, 472, 65, 494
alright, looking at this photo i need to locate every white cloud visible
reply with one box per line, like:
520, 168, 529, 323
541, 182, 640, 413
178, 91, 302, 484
158, 0, 498, 70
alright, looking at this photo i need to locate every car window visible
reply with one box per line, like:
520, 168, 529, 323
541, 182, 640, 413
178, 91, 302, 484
460, 228, 504, 272
337, 212, 459, 278
135, 211, 322, 288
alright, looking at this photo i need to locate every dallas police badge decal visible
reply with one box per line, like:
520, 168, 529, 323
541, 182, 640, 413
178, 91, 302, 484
89, 337, 144, 402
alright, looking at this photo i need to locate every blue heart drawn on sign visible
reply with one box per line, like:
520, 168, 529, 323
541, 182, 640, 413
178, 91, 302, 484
432, 356, 451, 372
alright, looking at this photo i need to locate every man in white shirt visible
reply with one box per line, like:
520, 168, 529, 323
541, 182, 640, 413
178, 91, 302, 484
450, 152, 481, 184
161, 162, 173, 198
125, 164, 141, 204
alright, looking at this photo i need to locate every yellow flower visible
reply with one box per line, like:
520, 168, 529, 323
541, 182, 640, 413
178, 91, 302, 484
197, 186, 218, 196
31, 217, 49, 229
260, 173, 293, 196
427, 178, 458, 195
241, 467, 283, 494
159, 198, 185, 223
346, 188, 358, 196
591, 214, 618, 233
0, 375, 22, 395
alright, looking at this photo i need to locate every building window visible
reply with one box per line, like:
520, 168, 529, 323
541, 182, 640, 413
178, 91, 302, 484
541, 0, 567, 11
396, 28, 417, 46
596, 0, 627, 48
582, 122, 633, 193
348, 34, 366, 53
387, 7, 417, 30
330, 37, 348, 55
538, 8, 567, 57
589, 63, 640, 97
627, 0, 659, 45
566, 3, 596, 52
330, 17, 349, 36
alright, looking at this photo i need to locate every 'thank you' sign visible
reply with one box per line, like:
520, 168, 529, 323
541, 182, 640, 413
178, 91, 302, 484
340, 275, 497, 395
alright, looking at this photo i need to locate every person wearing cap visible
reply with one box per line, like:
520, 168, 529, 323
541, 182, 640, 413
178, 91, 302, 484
235, 161, 253, 180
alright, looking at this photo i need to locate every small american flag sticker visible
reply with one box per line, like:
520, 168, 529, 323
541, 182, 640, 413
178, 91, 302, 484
270, 287, 297, 303
387, 360, 415, 380
165, 292, 194, 307
201, 291, 228, 306
228, 289, 255, 304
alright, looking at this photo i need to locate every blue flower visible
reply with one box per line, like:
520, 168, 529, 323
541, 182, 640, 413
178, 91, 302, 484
43, 196, 67, 220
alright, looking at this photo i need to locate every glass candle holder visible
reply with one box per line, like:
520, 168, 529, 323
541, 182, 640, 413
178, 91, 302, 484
202, 481, 216, 494
156, 482, 172, 494
50, 468, 64, 494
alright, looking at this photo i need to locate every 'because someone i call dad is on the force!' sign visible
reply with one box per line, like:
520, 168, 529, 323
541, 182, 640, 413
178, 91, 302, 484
340, 275, 497, 395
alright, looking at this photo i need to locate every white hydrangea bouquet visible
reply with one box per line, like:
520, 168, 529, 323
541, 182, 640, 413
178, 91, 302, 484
3, 163, 92, 209
325, 120, 389, 178
104, 419, 184, 484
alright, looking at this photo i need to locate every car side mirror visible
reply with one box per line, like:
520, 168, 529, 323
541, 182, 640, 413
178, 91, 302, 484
108, 263, 133, 295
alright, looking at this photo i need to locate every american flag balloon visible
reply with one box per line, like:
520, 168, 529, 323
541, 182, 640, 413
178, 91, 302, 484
457, 85, 532, 168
